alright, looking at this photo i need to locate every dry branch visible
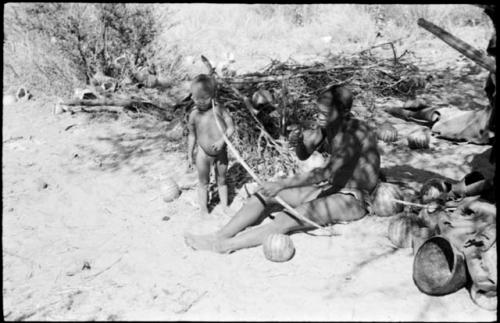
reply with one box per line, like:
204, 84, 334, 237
61, 98, 137, 106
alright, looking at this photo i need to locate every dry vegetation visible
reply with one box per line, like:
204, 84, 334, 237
3, 4, 493, 96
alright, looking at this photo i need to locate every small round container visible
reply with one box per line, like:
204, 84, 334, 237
413, 236, 468, 296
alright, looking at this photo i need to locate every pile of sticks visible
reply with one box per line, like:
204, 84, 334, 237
183, 47, 426, 179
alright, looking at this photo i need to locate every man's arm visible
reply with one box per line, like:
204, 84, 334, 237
281, 131, 355, 188
292, 128, 323, 160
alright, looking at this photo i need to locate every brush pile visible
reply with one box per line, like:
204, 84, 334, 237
175, 47, 428, 180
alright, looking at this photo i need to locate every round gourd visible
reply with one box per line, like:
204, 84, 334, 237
161, 178, 181, 202
420, 178, 451, 203
388, 215, 420, 248
407, 129, 430, 149
377, 123, 398, 142
371, 183, 404, 217
252, 89, 274, 107
263, 233, 295, 262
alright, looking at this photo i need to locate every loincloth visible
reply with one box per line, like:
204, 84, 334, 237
196, 144, 227, 160
258, 183, 369, 221
315, 184, 369, 212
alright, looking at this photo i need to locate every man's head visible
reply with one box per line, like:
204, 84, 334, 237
191, 74, 216, 110
315, 85, 353, 127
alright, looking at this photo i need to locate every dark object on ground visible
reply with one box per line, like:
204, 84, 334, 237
82, 261, 91, 270
413, 236, 468, 296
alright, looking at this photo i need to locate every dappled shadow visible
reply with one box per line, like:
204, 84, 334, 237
226, 162, 253, 202
74, 113, 185, 175
325, 246, 400, 297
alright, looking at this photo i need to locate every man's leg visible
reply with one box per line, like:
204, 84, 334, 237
184, 185, 322, 250
188, 191, 367, 253
216, 185, 322, 239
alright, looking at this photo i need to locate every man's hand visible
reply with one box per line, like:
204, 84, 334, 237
211, 139, 226, 152
259, 181, 285, 197
288, 128, 303, 148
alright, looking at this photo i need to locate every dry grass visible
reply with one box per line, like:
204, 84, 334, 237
3, 32, 83, 98
3, 4, 494, 98
156, 4, 493, 75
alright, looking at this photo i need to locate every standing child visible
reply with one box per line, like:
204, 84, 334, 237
187, 74, 235, 215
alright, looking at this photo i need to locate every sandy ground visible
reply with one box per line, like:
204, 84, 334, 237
2, 55, 496, 320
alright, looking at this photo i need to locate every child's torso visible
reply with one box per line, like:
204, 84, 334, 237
194, 106, 228, 156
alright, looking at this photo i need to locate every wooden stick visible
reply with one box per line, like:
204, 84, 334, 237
61, 98, 141, 107
390, 198, 427, 208
201, 54, 282, 150
211, 100, 329, 233
417, 18, 495, 73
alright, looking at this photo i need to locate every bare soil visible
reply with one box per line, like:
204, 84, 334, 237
2, 52, 495, 320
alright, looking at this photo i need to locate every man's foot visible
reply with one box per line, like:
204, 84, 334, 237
184, 233, 228, 253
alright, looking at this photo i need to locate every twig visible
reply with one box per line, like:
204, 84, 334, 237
174, 290, 208, 314
84, 255, 123, 280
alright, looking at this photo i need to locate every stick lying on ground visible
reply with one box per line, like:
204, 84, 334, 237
417, 18, 495, 73
211, 99, 331, 234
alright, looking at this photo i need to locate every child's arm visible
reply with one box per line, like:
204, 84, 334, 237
187, 110, 197, 168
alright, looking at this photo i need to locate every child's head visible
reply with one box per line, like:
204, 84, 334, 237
316, 85, 353, 127
191, 74, 216, 110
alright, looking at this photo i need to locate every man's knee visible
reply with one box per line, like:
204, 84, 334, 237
251, 192, 273, 206
272, 212, 305, 233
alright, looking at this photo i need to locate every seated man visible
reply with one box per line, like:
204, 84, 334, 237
184, 85, 381, 254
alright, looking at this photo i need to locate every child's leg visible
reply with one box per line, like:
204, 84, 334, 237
215, 150, 229, 208
195, 147, 212, 215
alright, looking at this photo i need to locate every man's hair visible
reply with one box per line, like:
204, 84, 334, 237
317, 85, 353, 114
191, 74, 216, 98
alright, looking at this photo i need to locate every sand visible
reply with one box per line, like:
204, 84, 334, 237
3, 56, 496, 320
